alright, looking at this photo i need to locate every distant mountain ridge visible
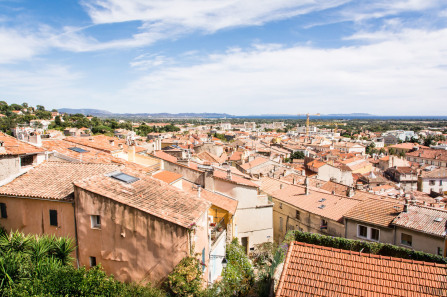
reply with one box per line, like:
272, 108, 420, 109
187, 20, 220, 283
58, 108, 234, 118
58, 108, 112, 115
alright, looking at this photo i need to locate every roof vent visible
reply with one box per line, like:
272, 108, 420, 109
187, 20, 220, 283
434, 217, 443, 222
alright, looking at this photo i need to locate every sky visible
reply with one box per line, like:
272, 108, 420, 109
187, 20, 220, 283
1, 0, 447, 115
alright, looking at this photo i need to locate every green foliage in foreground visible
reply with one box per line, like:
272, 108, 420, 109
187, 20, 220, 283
0, 231, 165, 297
284, 230, 447, 264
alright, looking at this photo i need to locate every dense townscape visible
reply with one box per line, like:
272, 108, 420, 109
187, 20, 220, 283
1, 102, 447, 296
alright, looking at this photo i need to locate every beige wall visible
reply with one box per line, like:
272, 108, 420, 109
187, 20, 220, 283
272, 197, 344, 243
214, 179, 273, 250
0, 156, 20, 182
395, 227, 444, 256
345, 218, 394, 244
74, 186, 209, 284
0, 195, 76, 239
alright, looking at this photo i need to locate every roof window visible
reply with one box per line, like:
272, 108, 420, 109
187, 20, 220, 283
69, 147, 89, 153
111, 172, 139, 184
318, 205, 326, 209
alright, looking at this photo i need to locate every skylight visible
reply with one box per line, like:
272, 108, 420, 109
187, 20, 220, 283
434, 218, 443, 222
318, 198, 326, 202
318, 205, 326, 209
111, 172, 139, 184
69, 147, 89, 153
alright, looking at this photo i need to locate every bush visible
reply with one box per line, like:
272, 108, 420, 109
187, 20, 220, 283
284, 230, 447, 264
166, 257, 203, 297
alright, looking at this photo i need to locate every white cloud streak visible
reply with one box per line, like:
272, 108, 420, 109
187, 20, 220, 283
118, 28, 447, 115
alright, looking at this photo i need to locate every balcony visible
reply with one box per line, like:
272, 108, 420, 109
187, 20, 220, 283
210, 218, 226, 246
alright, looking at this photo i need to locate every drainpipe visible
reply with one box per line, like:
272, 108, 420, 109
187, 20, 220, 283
72, 199, 80, 269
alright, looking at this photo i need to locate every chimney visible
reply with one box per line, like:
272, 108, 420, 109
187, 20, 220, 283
118, 143, 124, 149
293, 178, 296, 185
0, 141, 5, 154
280, 184, 284, 190
227, 168, 232, 180
128, 145, 135, 162
347, 187, 355, 197
198, 186, 202, 198
305, 176, 309, 195
403, 198, 408, 212
109, 139, 115, 146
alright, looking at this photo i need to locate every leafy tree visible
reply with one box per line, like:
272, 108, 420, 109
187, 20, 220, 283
290, 151, 305, 160
36, 105, 45, 111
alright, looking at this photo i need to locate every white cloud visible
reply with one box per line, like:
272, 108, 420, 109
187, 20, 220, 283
70, 0, 351, 50
0, 28, 46, 63
118, 28, 447, 115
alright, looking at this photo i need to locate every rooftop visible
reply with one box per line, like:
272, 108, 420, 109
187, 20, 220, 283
392, 205, 447, 237
152, 170, 183, 184
74, 168, 210, 228
0, 132, 45, 156
0, 161, 119, 201
276, 241, 447, 297
344, 198, 403, 228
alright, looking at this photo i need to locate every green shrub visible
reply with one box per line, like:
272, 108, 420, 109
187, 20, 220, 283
285, 230, 447, 264
166, 257, 203, 297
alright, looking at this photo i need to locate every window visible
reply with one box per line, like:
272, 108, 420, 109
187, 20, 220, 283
20, 155, 34, 167
401, 233, 412, 246
440, 180, 443, 186
201, 248, 206, 272
438, 247, 443, 256
371, 228, 380, 241
321, 219, 328, 230
49, 210, 58, 227
279, 217, 283, 232
90, 215, 101, 229
429, 180, 436, 186
111, 172, 139, 184
0, 203, 7, 219
357, 225, 380, 241
89, 256, 97, 267
295, 210, 300, 220
279, 203, 283, 209
358, 225, 368, 238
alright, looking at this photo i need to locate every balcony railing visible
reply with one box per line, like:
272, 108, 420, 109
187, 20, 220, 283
210, 218, 226, 246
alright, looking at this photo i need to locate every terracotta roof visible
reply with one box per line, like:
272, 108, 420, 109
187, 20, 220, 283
74, 168, 210, 228
42, 139, 117, 163
0, 132, 45, 156
0, 161, 119, 200
152, 170, 183, 184
392, 205, 447, 237
240, 157, 270, 171
270, 184, 361, 222
421, 167, 447, 178
182, 180, 238, 215
229, 151, 243, 161
307, 159, 327, 169
344, 198, 403, 228
152, 150, 178, 163
276, 241, 447, 297
406, 149, 447, 162
64, 135, 124, 153
389, 143, 428, 150
213, 168, 259, 188
196, 151, 223, 164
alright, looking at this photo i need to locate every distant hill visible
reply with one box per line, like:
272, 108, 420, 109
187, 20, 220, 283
326, 113, 374, 116
58, 108, 113, 116
58, 109, 234, 118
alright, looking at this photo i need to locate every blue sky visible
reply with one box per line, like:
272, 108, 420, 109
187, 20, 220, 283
1, 0, 447, 115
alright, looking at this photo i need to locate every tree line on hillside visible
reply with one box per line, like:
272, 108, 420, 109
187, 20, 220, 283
0, 102, 179, 136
